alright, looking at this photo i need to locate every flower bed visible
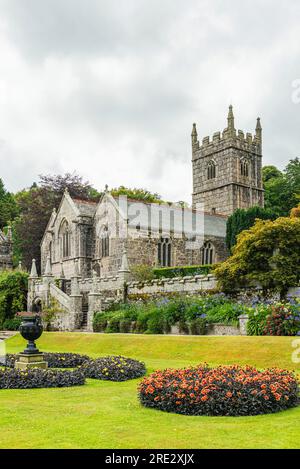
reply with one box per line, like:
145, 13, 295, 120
0, 368, 85, 389
4, 353, 90, 369
80, 355, 146, 381
138, 365, 299, 416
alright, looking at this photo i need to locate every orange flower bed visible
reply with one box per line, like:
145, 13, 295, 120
138, 365, 299, 416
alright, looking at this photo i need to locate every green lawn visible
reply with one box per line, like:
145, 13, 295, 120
1, 332, 300, 449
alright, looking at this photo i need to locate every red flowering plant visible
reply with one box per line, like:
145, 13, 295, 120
138, 365, 299, 416
263, 303, 300, 336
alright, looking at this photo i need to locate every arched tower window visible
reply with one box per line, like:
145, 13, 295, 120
207, 161, 216, 180
158, 237, 172, 267
200, 241, 214, 265
101, 226, 110, 258
240, 159, 249, 177
60, 220, 70, 258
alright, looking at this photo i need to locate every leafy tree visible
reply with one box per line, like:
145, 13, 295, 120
111, 186, 162, 203
263, 158, 300, 216
39, 173, 101, 201
226, 206, 277, 250
0, 270, 29, 327
262, 165, 282, 183
14, 173, 100, 272
215, 216, 300, 298
0, 179, 19, 229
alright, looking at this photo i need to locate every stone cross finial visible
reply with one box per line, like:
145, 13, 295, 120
30, 259, 38, 278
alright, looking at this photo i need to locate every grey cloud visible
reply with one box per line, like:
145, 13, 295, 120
0, 0, 299, 202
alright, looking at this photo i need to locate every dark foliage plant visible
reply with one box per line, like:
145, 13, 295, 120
0, 368, 85, 389
139, 365, 299, 416
80, 355, 146, 382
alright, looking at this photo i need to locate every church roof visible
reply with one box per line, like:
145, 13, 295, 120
114, 197, 227, 238
72, 198, 98, 217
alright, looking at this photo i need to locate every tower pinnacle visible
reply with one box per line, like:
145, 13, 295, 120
227, 105, 235, 133
255, 117, 262, 143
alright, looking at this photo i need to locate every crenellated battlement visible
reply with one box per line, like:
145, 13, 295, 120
192, 107, 262, 159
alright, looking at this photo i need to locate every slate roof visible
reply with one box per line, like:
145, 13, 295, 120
69, 195, 227, 238
73, 199, 98, 217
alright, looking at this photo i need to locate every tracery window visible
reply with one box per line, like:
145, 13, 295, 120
207, 161, 216, 180
60, 220, 70, 258
158, 237, 172, 267
200, 241, 214, 265
240, 160, 249, 177
101, 226, 110, 257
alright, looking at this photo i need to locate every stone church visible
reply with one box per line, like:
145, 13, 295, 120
0, 227, 13, 270
26, 106, 265, 330
39, 106, 263, 280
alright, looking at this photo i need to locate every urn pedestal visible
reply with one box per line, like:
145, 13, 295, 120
15, 353, 48, 370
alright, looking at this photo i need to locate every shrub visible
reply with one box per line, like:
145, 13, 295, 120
215, 217, 300, 298
106, 316, 121, 333
190, 318, 207, 335
0, 271, 28, 327
263, 304, 300, 336
131, 264, 155, 282
93, 313, 108, 332
4, 353, 90, 369
119, 319, 132, 333
81, 356, 146, 381
153, 265, 212, 279
247, 306, 269, 336
178, 320, 189, 334
2, 317, 22, 331
139, 365, 299, 416
0, 368, 85, 389
226, 206, 277, 251
247, 302, 300, 336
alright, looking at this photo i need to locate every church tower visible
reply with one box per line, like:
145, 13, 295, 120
192, 106, 264, 216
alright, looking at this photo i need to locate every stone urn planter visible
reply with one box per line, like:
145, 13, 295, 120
17, 313, 43, 354
15, 313, 47, 369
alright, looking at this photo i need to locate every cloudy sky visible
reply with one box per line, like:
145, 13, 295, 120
0, 0, 299, 203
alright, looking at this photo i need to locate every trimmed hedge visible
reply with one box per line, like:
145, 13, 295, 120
80, 355, 146, 381
2, 317, 22, 331
153, 265, 212, 279
138, 365, 299, 416
4, 353, 90, 369
0, 368, 85, 389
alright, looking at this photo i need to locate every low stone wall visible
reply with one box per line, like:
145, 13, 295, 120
127, 274, 218, 297
206, 323, 240, 336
